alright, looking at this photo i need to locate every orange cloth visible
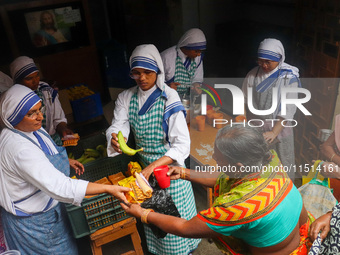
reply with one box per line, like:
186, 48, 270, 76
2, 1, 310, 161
289, 218, 313, 255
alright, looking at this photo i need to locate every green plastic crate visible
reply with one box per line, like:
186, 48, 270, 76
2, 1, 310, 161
66, 154, 138, 238
67, 132, 108, 160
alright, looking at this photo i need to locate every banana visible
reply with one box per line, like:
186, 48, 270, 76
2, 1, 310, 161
117, 131, 143, 156
96, 144, 108, 157
82, 157, 97, 164
84, 148, 101, 158
76, 154, 88, 163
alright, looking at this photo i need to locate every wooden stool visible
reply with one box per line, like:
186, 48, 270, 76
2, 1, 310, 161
90, 217, 144, 255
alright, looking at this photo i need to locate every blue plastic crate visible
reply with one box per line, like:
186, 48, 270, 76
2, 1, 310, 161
70, 92, 103, 123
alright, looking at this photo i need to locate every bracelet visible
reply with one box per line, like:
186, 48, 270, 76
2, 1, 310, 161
330, 153, 336, 162
180, 167, 186, 180
141, 209, 154, 224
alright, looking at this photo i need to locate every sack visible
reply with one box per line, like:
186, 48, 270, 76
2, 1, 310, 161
299, 161, 337, 219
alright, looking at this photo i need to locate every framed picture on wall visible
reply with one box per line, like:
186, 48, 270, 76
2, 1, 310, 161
6, 1, 90, 57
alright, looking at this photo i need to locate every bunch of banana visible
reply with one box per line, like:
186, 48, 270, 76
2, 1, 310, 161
72, 144, 108, 164
117, 131, 143, 156
96, 144, 108, 157
67, 85, 95, 101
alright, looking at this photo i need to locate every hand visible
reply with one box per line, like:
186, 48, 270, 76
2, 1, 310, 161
62, 128, 74, 137
192, 83, 202, 95
169, 82, 180, 90
309, 211, 332, 241
107, 185, 131, 204
167, 166, 182, 180
69, 158, 84, 175
111, 133, 124, 154
141, 165, 154, 181
120, 202, 144, 218
263, 131, 277, 143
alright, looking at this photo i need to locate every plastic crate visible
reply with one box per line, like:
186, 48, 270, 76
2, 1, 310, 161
66, 154, 138, 238
67, 132, 107, 160
70, 91, 104, 123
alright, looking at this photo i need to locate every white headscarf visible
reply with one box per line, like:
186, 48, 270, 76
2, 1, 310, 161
129, 44, 166, 91
177, 28, 206, 50
257, 38, 299, 77
10, 56, 39, 84
0, 84, 41, 129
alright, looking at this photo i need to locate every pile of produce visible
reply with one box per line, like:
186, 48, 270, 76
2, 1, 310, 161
67, 84, 95, 101
68, 144, 108, 164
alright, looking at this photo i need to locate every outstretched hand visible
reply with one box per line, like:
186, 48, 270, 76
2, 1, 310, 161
107, 185, 131, 204
120, 202, 144, 218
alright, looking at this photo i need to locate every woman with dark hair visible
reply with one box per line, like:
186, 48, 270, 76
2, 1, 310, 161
122, 125, 313, 255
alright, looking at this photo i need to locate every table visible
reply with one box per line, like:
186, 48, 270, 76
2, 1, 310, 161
90, 217, 143, 255
189, 112, 232, 206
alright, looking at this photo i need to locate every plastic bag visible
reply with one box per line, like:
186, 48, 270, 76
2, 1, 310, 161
141, 175, 180, 238
299, 161, 337, 219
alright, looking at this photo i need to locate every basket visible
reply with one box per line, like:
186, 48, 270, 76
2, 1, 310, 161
66, 154, 138, 238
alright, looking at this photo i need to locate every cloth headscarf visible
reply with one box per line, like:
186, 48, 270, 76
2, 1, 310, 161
130, 44, 165, 91
0, 84, 40, 129
10, 56, 39, 84
257, 38, 299, 77
177, 28, 206, 50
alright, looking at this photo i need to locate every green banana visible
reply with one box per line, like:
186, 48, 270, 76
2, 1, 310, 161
96, 144, 108, 157
84, 148, 101, 158
76, 154, 88, 163
82, 157, 97, 164
117, 131, 143, 156
68, 152, 75, 159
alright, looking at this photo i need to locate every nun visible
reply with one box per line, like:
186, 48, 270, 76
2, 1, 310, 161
106, 44, 201, 255
242, 38, 301, 180
161, 28, 206, 98
0, 84, 129, 254
10, 56, 72, 146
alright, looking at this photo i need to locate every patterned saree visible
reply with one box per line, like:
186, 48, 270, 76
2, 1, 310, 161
197, 151, 312, 255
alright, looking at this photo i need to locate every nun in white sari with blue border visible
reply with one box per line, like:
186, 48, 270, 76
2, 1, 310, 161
242, 38, 301, 180
106, 44, 201, 255
0, 84, 89, 254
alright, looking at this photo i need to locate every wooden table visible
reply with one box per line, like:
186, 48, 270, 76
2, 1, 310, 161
189, 112, 232, 207
90, 217, 143, 255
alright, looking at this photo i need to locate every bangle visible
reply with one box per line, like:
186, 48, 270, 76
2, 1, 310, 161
330, 153, 336, 162
180, 167, 186, 180
141, 209, 154, 224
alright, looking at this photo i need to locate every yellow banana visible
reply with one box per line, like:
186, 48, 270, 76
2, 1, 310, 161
117, 131, 143, 156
